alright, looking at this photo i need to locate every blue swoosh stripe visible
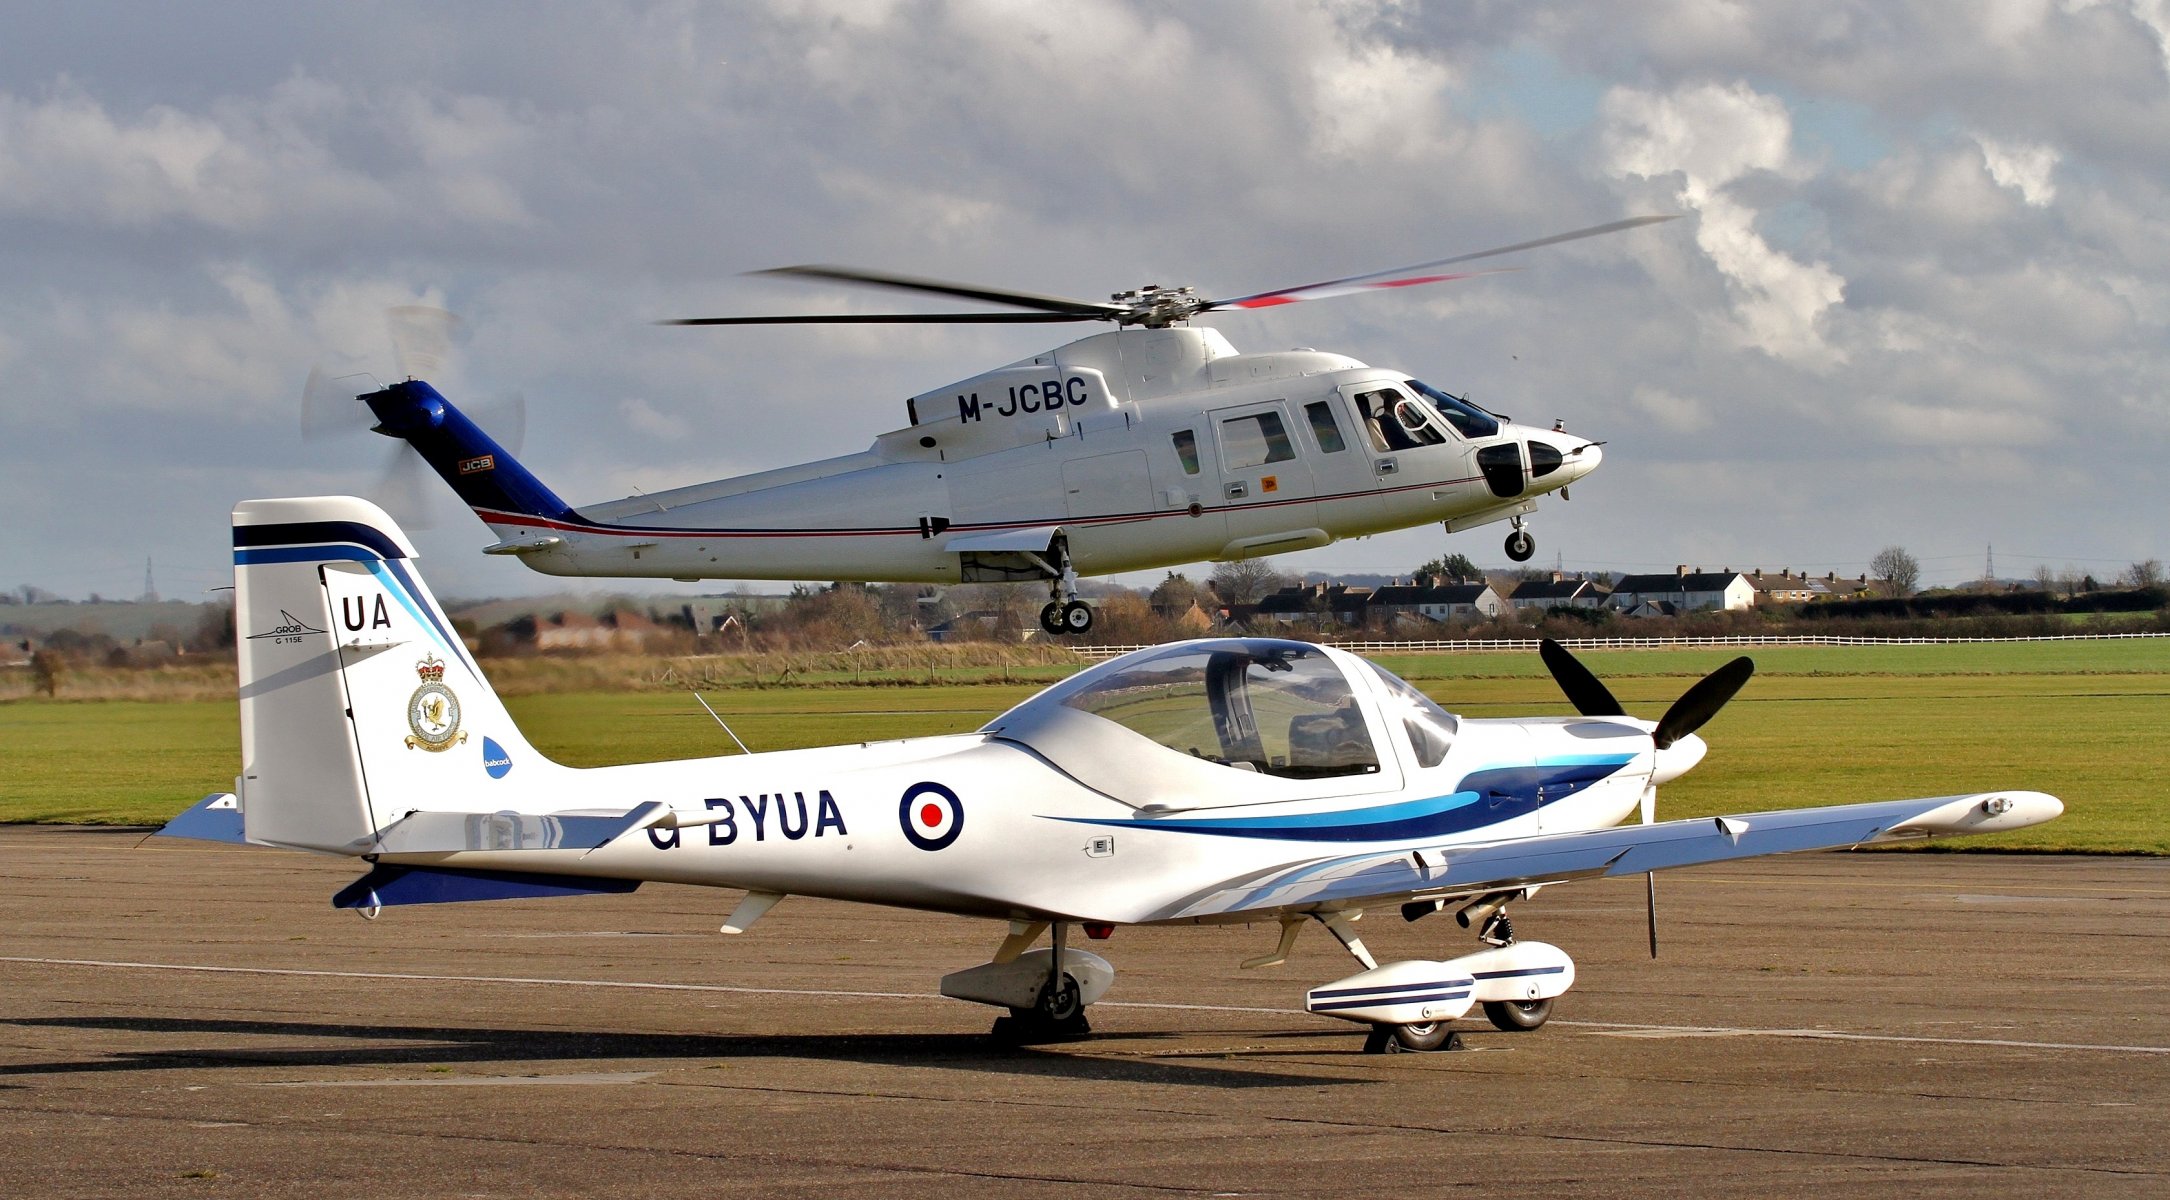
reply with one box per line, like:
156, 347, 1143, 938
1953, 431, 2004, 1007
1053, 754, 1636, 843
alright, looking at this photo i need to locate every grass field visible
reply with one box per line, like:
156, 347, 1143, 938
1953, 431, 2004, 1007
3, 640, 2164, 852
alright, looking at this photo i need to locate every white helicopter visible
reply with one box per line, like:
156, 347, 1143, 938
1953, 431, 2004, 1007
162, 496, 2061, 1051
354, 218, 1673, 634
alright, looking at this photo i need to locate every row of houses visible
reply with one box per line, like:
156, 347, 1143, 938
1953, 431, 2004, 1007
1244, 567, 1875, 626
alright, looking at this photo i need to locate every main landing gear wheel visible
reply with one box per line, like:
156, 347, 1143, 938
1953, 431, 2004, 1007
1481, 998, 1553, 1031
1363, 1021, 1464, 1054
1038, 601, 1065, 636
1061, 600, 1093, 634
1504, 528, 1536, 562
991, 973, 1093, 1044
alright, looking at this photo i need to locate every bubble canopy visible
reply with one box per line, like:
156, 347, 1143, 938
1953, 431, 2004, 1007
984, 639, 1412, 810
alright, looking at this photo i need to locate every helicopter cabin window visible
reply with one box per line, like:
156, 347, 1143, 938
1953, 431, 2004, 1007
1058, 642, 1380, 780
1355, 387, 1444, 450
1220, 411, 1297, 470
1172, 429, 1200, 475
1304, 400, 1348, 454
1404, 379, 1501, 439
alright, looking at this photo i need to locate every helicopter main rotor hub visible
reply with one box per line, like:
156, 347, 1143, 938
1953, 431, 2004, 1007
1108, 284, 1205, 329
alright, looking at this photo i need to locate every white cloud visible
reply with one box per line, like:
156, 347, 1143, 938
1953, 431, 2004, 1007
1976, 134, 2060, 205
1601, 82, 1847, 366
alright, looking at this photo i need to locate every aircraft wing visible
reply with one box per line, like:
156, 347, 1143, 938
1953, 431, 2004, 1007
1157, 791, 2060, 921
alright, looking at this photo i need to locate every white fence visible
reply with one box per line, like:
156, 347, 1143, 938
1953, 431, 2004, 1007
1070, 631, 2170, 660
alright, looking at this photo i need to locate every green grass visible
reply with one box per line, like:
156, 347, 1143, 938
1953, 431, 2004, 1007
5, 641, 2165, 852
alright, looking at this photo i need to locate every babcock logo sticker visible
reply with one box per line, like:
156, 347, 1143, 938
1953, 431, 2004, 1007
482, 737, 513, 779
899, 782, 963, 851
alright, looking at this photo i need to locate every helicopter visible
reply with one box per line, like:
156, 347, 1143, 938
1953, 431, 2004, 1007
358, 217, 1672, 634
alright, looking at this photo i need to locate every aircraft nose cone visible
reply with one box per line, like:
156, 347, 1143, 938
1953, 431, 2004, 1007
1565, 439, 1602, 480
1651, 732, 1706, 785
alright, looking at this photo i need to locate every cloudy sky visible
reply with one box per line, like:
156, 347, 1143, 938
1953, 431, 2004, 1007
4, 0, 2166, 603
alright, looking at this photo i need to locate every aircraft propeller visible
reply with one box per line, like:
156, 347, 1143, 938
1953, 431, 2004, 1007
300, 306, 523, 529
1538, 639, 1755, 957
664, 215, 1676, 330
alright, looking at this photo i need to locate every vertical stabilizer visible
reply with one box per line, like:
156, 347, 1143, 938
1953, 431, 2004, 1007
232, 497, 547, 854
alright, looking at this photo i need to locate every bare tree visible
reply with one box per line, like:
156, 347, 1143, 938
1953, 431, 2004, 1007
1208, 558, 1292, 604
1869, 545, 1921, 598
2121, 559, 2164, 589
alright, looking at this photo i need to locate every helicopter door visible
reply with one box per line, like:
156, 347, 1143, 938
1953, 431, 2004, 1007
1062, 449, 1153, 521
1297, 394, 1388, 529
1209, 401, 1318, 540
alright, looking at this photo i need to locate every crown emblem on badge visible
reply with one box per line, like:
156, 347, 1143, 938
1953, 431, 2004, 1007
415, 655, 447, 683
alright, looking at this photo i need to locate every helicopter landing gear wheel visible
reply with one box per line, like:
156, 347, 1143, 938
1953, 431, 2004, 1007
1482, 998, 1553, 1031
1039, 602, 1065, 636
1061, 600, 1093, 633
1504, 526, 1536, 562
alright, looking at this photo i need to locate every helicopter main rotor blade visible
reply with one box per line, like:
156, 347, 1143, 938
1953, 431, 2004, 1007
660, 312, 1095, 326
1539, 638, 1626, 717
754, 264, 1127, 319
1203, 214, 1677, 312
1653, 656, 1755, 749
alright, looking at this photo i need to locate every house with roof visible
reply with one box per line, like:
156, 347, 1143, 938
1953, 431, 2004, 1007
1606, 567, 1756, 615
1508, 574, 1611, 612
1366, 576, 1507, 624
1255, 582, 1374, 626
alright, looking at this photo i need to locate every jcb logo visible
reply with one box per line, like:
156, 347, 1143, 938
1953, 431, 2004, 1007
458, 455, 496, 475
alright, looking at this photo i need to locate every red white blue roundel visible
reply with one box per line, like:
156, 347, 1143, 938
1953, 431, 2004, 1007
899, 782, 963, 851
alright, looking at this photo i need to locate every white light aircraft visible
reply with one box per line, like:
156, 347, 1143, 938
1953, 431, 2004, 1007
162, 497, 2062, 1051
353, 218, 1672, 634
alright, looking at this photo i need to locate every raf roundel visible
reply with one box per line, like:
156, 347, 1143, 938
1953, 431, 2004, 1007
899, 782, 963, 851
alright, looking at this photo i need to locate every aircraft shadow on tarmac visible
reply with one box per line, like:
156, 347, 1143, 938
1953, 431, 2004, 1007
1, 1016, 1365, 1090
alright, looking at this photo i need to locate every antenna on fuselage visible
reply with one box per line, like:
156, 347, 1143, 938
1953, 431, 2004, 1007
692, 691, 752, 755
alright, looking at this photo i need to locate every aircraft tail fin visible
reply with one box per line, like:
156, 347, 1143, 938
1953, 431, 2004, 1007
230, 496, 559, 854
359, 380, 579, 534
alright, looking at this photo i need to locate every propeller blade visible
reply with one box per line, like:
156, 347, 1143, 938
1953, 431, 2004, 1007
660, 312, 1094, 326
753, 265, 1127, 319
301, 366, 373, 442
1653, 656, 1755, 749
385, 305, 463, 379
1203, 214, 1677, 312
1539, 639, 1626, 717
374, 444, 445, 530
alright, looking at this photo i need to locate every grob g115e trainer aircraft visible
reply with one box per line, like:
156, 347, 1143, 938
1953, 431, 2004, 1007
352, 218, 1672, 635
164, 497, 2061, 1050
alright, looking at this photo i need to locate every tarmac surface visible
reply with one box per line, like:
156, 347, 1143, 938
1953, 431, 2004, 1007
3, 825, 2167, 1198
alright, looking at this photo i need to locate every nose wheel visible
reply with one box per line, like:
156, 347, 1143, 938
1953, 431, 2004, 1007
1504, 518, 1536, 563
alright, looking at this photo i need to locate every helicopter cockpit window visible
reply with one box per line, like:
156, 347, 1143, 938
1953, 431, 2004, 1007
1220, 412, 1297, 470
1172, 429, 1200, 475
1304, 400, 1348, 454
1059, 643, 1380, 780
1405, 379, 1501, 439
1354, 387, 1441, 450
1368, 662, 1457, 768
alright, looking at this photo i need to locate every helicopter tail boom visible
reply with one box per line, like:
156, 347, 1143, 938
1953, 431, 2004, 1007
359, 380, 580, 534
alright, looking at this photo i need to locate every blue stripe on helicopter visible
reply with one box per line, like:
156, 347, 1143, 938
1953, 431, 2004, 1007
1054, 755, 1637, 843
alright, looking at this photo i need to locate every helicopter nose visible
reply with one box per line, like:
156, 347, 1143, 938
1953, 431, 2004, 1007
1564, 439, 1602, 480
1526, 435, 1602, 488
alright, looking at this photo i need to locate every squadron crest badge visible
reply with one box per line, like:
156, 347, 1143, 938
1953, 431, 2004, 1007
403, 654, 467, 751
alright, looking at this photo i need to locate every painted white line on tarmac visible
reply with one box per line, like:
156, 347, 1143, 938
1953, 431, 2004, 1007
1554, 1019, 2170, 1055
8, 956, 2165, 1054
